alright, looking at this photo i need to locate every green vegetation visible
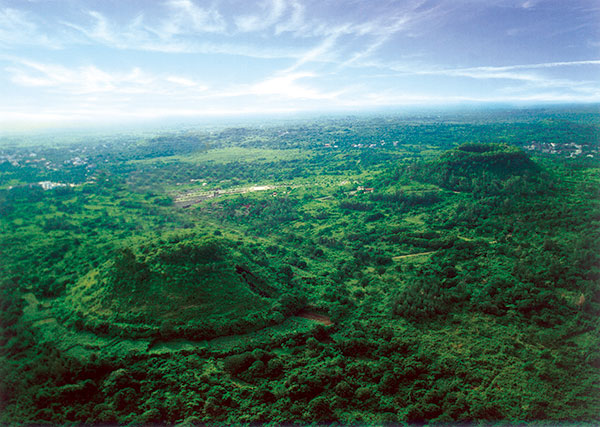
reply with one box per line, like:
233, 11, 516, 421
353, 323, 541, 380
1, 106, 599, 424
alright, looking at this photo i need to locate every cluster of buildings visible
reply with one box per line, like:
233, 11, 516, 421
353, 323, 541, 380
523, 141, 596, 158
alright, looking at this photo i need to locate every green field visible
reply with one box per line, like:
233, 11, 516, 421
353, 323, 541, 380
132, 146, 307, 165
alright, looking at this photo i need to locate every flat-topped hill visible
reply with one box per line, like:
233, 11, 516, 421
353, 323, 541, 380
62, 236, 303, 339
420, 142, 539, 191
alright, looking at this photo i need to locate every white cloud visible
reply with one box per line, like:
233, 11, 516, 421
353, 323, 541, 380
284, 33, 342, 72
44, 0, 447, 66
521, 0, 538, 9
281, 3, 447, 72
360, 59, 600, 92
166, 75, 208, 90
8, 59, 143, 94
338, 32, 396, 69
274, 0, 305, 35
235, 0, 286, 32
0, 7, 59, 49
60, 8, 305, 59
465, 60, 600, 72
62, 11, 148, 50
418, 61, 600, 93
248, 72, 340, 100
5, 58, 210, 97
163, 0, 226, 35
58, 2, 230, 55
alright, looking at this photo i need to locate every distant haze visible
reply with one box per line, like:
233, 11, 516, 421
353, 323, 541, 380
0, 0, 599, 129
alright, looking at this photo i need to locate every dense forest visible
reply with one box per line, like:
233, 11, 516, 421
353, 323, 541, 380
1, 106, 599, 424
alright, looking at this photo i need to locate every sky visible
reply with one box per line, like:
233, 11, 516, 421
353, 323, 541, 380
0, 0, 599, 127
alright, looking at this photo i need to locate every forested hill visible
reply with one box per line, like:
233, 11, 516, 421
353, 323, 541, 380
62, 235, 305, 340
414, 142, 543, 192
435, 142, 538, 180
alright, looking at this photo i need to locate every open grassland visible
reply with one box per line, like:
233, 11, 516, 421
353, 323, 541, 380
130, 146, 308, 165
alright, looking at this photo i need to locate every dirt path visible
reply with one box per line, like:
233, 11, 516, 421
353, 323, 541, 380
297, 311, 333, 326
458, 235, 497, 244
392, 251, 435, 261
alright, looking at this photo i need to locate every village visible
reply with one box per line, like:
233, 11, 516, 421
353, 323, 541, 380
524, 141, 597, 158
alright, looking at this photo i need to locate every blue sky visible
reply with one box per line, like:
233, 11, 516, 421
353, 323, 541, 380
1, 0, 599, 126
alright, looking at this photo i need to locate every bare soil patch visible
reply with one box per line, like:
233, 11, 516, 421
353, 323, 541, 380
392, 251, 435, 261
297, 310, 333, 326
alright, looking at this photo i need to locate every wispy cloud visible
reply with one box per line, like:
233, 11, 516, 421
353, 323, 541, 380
284, 1, 449, 73
56, 0, 446, 64
62, 9, 214, 54
363, 58, 600, 88
60, 7, 304, 59
166, 76, 207, 90
235, 0, 286, 32
162, 0, 226, 35
5, 57, 209, 96
274, 0, 305, 35
463, 60, 600, 72
520, 0, 539, 9
284, 33, 341, 72
418, 60, 600, 94
70, 0, 227, 47
0, 7, 60, 49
